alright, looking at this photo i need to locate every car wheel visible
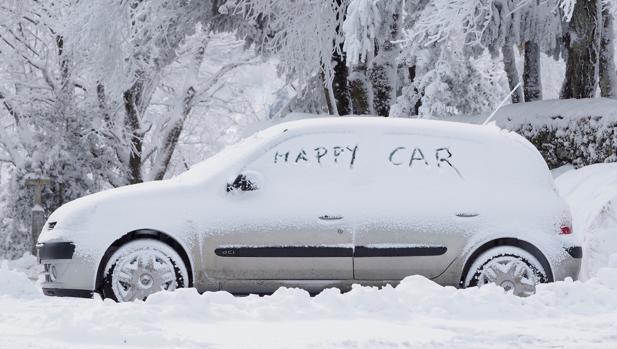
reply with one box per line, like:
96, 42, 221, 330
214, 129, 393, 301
102, 239, 189, 302
463, 246, 547, 297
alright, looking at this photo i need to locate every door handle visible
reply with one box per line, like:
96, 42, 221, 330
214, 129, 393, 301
319, 215, 343, 221
456, 212, 479, 218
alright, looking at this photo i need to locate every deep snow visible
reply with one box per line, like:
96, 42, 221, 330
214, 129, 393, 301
1, 257, 617, 349
556, 163, 617, 279
1, 163, 617, 348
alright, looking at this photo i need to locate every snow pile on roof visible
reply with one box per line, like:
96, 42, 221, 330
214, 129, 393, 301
556, 163, 617, 279
0, 260, 41, 298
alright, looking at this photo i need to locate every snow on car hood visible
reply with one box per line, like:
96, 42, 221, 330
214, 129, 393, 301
39, 180, 194, 244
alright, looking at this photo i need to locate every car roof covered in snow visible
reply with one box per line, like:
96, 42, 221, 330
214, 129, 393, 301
176, 115, 545, 184
263, 114, 522, 143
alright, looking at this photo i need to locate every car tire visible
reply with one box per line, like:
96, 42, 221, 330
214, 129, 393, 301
463, 246, 547, 297
102, 239, 189, 302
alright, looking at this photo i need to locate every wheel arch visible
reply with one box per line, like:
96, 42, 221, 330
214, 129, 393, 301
94, 229, 195, 293
459, 238, 554, 287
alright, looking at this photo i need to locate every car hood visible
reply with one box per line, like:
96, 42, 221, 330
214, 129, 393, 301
39, 180, 196, 243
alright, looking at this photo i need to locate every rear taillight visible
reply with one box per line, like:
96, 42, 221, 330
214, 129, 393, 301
560, 225, 573, 235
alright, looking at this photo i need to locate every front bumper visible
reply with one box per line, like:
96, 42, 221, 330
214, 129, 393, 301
37, 242, 96, 298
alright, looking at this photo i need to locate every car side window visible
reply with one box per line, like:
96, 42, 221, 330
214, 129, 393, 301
242, 133, 364, 194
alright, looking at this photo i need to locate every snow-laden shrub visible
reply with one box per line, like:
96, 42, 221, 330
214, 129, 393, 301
494, 98, 617, 168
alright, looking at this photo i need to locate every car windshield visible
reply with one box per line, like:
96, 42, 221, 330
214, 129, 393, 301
172, 127, 279, 184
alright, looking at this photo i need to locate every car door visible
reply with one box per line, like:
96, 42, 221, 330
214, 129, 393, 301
207, 132, 366, 281
353, 133, 477, 281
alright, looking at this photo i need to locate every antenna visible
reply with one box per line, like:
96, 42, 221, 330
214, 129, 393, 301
483, 82, 521, 126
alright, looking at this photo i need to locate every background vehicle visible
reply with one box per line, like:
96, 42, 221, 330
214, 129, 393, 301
37, 117, 582, 301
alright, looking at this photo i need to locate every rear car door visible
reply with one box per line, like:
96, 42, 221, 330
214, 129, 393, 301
353, 133, 476, 280
208, 132, 366, 281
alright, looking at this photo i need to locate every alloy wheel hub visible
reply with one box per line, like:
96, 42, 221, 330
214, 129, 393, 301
500, 280, 515, 291
139, 273, 153, 289
111, 249, 177, 302
478, 257, 537, 297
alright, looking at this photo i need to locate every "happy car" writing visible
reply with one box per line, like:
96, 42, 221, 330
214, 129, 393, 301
273, 145, 359, 168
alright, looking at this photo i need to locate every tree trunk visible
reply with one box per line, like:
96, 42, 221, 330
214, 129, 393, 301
152, 87, 196, 180
523, 41, 543, 102
123, 85, 144, 184
349, 63, 372, 114
370, 0, 402, 117
0, 90, 21, 125
502, 44, 524, 104
408, 65, 422, 115
561, 0, 601, 99
599, 4, 617, 98
122, 68, 161, 184
332, 50, 352, 115
329, 0, 352, 116
321, 70, 336, 115
370, 59, 395, 116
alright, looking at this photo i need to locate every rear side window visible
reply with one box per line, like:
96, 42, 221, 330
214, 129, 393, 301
377, 134, 468, 184
375, 133, 553, 192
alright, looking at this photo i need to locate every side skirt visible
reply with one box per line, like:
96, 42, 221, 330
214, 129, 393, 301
42, 288, 93, 298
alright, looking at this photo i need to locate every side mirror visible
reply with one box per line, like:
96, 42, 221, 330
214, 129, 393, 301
226, 172, 260, 193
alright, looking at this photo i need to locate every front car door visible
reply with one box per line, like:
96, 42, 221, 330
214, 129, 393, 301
207, 132, 367, 284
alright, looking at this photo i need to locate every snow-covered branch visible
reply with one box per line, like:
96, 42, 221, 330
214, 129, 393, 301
343, 0, 381, 66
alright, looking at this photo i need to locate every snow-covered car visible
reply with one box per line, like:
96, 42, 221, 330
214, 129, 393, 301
37, 117, 582, 301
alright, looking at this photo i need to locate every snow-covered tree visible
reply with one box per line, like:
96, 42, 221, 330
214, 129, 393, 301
333, 0, 406, 116
395, 0, 573, 111
391, 0, 512, 117
343, 0, 380, 114
391, 37, 506, 118
234, 0, 350, 115
369, 0, 403, 116
0, 1, 120, 256
0, 0, 266, 257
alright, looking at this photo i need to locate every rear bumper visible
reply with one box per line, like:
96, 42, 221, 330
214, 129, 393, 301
565, 246, 583, 259
551, 246, 582, 281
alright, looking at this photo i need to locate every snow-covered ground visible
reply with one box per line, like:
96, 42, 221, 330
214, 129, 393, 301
2, 164, 617, 349
2, 259, 617, 349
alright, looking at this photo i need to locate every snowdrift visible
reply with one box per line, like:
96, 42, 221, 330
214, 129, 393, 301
556, 163, 617, 279
0, 261, 41, 298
